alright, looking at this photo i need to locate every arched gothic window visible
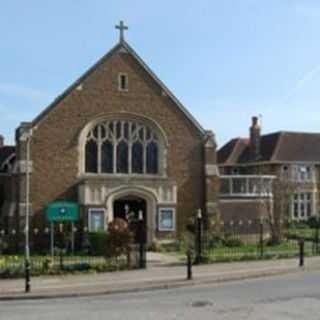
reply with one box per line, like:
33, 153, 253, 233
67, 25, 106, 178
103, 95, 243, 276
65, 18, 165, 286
85, 120, 160, 175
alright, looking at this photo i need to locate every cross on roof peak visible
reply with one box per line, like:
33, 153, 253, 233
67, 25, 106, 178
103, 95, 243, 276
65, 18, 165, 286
115, 20, 128, 43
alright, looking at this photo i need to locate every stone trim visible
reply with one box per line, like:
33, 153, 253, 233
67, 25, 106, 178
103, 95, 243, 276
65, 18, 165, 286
78, 112, 169, 177
205, 164, 219, 176
17, 160, 33, 174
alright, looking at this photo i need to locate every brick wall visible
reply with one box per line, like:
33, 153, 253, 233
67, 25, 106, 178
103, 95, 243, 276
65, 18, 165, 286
16, 46, 217, 236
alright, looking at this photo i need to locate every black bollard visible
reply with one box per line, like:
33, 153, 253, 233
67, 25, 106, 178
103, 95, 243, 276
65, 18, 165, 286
187, 250, 192, 280
316, 224, 320, 254
25, 259, 31, 293
299, 238, 304, 267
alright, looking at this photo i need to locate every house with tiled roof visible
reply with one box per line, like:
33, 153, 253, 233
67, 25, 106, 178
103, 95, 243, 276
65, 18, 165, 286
218, 117, 320, 221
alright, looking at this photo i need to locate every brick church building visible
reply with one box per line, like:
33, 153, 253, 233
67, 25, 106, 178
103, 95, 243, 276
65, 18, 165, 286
0, 22, 219, 244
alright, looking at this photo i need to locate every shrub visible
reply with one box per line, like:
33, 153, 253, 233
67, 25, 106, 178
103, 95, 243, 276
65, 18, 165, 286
207, 234, 224, 249
104, 218, 134, 260
307, 217, 320, 228
265, 238, 281, 246
223, 234, 243, 247
63, 262, 91, 272
288, 221, 309, 230
89, 231, 110, 256
42, 257, 54, 271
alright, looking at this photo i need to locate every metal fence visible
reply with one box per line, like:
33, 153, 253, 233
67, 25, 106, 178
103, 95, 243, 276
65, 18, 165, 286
194, 218, 320, 263
0, 225, 147, 278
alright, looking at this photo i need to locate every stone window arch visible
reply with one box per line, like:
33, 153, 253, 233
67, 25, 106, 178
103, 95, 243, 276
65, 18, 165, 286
80, 115, 167, 176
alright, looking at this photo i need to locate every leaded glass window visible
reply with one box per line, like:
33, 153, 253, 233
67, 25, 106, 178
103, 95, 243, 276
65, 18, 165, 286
132, 142, 143, 173
85, 140, 98, 173
85, 120, 160, 175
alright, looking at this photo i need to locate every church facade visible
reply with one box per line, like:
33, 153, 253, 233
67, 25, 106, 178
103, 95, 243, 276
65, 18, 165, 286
0, 28, 219, 244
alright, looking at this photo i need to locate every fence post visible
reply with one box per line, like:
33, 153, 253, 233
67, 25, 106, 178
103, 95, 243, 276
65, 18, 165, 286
59, 249, 64, 270
186, 249, 193, 280
299, 238, 304, 267
259, 218, 264, 259
195, 209, 203, 264
316, 223, 319, 255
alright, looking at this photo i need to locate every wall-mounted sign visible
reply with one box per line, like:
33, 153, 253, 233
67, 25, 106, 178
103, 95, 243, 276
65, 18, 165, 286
47, 201, 80, 222
158, 208, 176, 231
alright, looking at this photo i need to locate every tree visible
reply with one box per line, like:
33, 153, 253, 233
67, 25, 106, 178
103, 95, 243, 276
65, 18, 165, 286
258, 175, 297, 244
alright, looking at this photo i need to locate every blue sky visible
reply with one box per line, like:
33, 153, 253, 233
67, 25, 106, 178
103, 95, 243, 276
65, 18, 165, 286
1, 0, 320, 147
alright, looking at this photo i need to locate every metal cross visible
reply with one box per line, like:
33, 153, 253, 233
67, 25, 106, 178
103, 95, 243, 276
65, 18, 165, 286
115, 20, 128, 42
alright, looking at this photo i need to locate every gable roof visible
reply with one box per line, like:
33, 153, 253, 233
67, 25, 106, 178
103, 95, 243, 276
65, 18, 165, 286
218, 131, 320, 165
218, 138, 249, 164
0, 146, 16, 168
31, 40, 205, 135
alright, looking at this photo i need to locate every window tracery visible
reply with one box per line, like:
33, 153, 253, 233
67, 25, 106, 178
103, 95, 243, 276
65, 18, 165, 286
85, 120, 160, 175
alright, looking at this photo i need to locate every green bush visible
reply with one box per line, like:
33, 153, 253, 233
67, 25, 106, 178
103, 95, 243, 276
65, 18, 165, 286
89, 231, 110, 256
265, 238, 281, 246
207, 234, 224, 249
223, 234, 243, 247
63, 262, 91, 272
307, 217, 320, 228
288, 221, 309, 230
104, 219, 133, 260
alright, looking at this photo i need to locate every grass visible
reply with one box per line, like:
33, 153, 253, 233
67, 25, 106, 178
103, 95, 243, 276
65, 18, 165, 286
203, 240, 314, 263
160, 236, 318, 264
0, 254, 131, 278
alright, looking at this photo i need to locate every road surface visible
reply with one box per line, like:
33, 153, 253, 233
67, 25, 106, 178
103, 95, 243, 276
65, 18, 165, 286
1, 270, 320, 319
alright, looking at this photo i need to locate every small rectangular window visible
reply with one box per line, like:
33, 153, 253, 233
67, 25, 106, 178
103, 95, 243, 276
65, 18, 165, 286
88, 208, 106, 232
118, 73, 128, 91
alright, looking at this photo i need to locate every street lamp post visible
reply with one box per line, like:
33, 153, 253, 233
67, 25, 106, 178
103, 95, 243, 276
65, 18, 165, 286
195, 209, 203, 264
21, 128, 32, 293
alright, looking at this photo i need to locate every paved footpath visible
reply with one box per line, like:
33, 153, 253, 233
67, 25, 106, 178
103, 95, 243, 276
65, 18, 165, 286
1, 253, 320, 300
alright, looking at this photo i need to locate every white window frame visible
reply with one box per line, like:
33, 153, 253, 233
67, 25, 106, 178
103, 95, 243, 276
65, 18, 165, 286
118, 73, 128, 92
158, 208, 176, 232
88, 208, 106, 232
289, 164, 314, 182
291, 192, 313, 221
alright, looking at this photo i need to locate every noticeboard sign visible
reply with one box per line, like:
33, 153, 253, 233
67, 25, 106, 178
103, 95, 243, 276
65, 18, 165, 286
47, 201, 80, 222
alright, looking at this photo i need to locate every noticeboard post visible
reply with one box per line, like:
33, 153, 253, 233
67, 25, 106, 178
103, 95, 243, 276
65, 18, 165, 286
47, 201, 80, 256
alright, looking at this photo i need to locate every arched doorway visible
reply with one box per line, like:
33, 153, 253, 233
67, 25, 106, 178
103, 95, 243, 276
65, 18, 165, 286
106, 186, 157, 245
113, 196, 147, 243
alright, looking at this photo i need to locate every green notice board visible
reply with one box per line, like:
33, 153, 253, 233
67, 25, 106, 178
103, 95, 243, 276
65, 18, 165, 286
47, 201, 80, 222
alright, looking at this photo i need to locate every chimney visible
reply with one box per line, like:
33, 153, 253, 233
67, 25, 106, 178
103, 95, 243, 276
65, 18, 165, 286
249, 116, 261, 160
0, 135, 4, 148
